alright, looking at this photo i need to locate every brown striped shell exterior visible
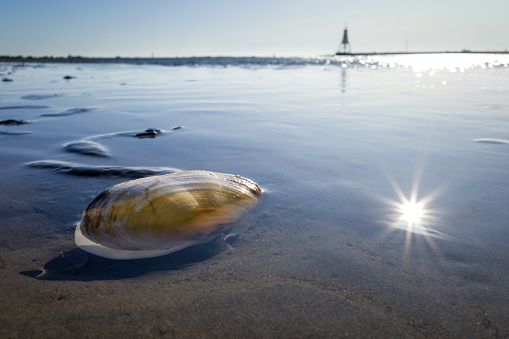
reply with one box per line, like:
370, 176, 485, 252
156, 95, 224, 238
80, 170, 262, 251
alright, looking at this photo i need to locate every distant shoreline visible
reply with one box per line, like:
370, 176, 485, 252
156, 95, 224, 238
1, 52, 508, 69
1, 51, 508, 64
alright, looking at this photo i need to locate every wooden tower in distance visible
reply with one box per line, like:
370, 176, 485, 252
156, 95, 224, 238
338, 26, 351, 54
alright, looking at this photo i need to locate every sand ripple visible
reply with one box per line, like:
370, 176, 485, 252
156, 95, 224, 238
27, 160, 180, 178
21, 94, 61, 100
0, 129, 31, 135
40, 107, 96, 117
63, 140, 110, 157
0, 105, 50, 110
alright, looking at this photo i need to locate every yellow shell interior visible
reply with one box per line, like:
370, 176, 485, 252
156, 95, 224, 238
76, 170, 262, 259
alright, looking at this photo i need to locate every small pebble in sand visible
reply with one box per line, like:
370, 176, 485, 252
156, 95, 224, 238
0, 119, 29, 125
135, 128, 162, 138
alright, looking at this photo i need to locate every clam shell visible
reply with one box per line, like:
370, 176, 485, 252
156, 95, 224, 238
75, 170, 262, 259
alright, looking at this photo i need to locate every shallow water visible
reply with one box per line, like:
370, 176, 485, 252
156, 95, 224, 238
1, 55, 509, 337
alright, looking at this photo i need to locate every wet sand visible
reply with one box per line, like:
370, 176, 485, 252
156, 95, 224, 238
1, 190, 507, 338
1, 59, 508, 337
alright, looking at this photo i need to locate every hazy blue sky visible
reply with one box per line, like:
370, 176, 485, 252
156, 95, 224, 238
1, 0, 507, 57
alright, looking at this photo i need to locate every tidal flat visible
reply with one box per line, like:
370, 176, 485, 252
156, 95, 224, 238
1, 55, 508, 338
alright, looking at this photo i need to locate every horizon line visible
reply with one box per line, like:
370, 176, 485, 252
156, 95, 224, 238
1, 50, 508, 61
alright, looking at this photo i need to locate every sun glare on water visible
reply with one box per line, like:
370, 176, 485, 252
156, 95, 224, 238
367, 53, 509, 72
377, 179, 448, 265
400, 201, 424, 225
381, 175, 445, 240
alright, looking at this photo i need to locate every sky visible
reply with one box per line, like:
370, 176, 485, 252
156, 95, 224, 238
1, 0, 508, 57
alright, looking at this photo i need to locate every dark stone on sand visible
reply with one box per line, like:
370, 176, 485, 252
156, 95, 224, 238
0, 119, 29, 125
130, 127, 181, 138
135, 128, 162, 138
40, 107, 96, 117
27, 160, 180, 178
63, 140, 111, 157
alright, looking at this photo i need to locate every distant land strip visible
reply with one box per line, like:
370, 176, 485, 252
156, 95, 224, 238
0, 51, 508, 64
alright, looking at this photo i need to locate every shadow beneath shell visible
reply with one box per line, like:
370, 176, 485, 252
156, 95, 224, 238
20, 237, 232, 281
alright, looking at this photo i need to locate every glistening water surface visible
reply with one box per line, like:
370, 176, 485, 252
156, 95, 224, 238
1, 55, 508, 337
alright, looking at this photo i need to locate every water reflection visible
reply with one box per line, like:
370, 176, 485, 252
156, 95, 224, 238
340, 67, 346, 93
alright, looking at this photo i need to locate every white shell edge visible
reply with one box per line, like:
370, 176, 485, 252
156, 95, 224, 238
74, 222, 198, 260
